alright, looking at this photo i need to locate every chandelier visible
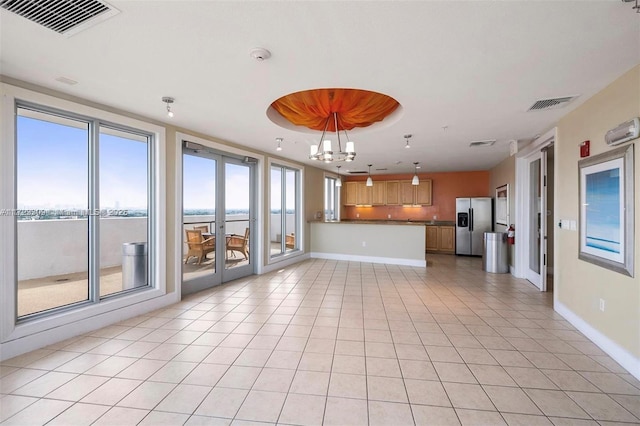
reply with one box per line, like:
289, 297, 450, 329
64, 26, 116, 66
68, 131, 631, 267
309, 112, 356, 163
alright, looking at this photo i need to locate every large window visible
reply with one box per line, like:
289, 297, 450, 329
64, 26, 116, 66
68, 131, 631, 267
270, 163, 300, 257
325, 176, 340, 221
15, 104, 154, 319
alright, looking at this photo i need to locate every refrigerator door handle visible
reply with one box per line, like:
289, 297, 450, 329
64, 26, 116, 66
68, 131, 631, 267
469, 208, 473, 231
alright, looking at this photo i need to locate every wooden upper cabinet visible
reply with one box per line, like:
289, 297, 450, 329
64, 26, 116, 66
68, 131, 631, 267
385, 181, 400, 205
356, 181, 372, 205
344, 182, 357, 206
416, 179, 432, 205
400, 181, 414, 204
371, 182, 386, 205
343, 177, 433, 206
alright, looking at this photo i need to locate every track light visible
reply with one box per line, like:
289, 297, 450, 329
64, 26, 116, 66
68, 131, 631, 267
162, 96, 174, 118
276, 137, 283, 151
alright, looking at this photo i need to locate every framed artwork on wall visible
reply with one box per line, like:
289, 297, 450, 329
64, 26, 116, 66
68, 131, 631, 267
495, 184, 509, 226
578, 144, 634, 277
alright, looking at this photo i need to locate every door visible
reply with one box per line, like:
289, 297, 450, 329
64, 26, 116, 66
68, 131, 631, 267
470, 198, 493, 256
455, 198, 471, 255
426, 226, 439, 251
223, 159, 254, 281
182, 144, 255, 295
524, 151, 547, 290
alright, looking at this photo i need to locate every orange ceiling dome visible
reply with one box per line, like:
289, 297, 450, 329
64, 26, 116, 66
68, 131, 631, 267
271, 88, 399, 132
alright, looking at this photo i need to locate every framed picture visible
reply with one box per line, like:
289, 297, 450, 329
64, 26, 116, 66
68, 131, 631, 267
495, 184, 509, 226
578, 144, 634, 277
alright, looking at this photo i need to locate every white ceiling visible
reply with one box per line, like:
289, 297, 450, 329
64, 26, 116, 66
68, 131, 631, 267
1, 1, 639, 175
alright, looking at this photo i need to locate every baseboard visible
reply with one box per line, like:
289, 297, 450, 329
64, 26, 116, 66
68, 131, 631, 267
310, 252, 426, 268
0, 292, 179, 361
555, 301, 640, 380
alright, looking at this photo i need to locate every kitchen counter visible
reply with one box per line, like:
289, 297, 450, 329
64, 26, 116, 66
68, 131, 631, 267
334, 219, 455, 226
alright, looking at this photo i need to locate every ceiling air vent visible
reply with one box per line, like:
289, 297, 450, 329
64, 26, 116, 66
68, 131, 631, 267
469, 140, 496, 148
348, 171, 368, 175
0, 0, 119, 36
528, 96, 577, 111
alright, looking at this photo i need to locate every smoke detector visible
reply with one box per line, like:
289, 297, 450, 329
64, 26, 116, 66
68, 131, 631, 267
249, 47, 271, 61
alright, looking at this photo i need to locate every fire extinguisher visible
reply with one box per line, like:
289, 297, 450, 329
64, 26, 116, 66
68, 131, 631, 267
507, 225, 515, 245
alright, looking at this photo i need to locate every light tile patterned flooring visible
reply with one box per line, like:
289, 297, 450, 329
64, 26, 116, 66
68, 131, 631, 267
1, 255, 639, 425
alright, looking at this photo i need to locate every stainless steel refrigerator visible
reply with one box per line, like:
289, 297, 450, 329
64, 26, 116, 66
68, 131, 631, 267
456, 197, 493, 256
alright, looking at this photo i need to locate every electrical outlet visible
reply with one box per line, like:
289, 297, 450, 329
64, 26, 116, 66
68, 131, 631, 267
599, 298, 605, 312
356, 213, 359, 218
387, 214, 391, 219
433, 215, 437, 220
362, 241, 366, 247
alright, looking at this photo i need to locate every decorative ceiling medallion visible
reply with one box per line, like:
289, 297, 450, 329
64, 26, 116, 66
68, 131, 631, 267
270, 88, 400, 132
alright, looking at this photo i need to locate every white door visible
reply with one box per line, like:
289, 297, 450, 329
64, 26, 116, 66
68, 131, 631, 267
523, 151, 547, 290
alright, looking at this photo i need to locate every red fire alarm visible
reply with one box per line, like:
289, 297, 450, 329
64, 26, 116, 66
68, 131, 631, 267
580, 140, 590, 158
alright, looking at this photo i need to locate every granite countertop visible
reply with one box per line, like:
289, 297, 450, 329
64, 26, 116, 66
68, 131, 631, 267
325, 219, 456, 226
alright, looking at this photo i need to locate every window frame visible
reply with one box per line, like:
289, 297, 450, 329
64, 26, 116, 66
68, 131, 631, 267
0, 84, 167, 347
268, 158, 304, 262
324, 173, 341, 221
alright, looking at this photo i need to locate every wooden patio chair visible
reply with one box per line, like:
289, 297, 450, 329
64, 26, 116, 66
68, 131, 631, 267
285, 233, 295, 249
226, 227, 250, 260
185, 229, 215, 264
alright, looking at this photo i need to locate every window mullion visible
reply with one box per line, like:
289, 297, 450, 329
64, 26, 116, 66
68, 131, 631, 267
88, 119, 100, 303
281, 166, 286, 253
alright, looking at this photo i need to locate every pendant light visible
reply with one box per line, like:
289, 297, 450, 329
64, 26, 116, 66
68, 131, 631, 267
336, 165, 342, 187
162, 96, 175, 118
366, 164, 373, 187
412, 162, 420, 185
404, 134, 412, 149
276, 137, 283, 151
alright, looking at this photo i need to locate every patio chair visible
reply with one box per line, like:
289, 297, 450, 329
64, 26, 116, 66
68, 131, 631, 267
185, 229, 215, 264
226, 227, 250, 260
285, 233, 295, 249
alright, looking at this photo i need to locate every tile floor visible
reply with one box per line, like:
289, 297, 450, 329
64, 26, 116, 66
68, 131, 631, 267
2, 255, 639, 425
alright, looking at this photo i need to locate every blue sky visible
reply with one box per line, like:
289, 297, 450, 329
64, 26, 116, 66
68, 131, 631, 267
17, 114, 148, 210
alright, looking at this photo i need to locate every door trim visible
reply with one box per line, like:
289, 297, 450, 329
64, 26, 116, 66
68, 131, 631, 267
174, 132, 265, 298
515, 127, 555, 289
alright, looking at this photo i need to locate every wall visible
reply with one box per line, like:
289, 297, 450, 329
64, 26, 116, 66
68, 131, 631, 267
489, 155, 516, 267
343, 171, 490, 221
556, 65, 639, 363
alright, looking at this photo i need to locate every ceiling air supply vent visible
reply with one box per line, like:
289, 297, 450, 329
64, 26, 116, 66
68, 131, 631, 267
348, 171, 369, 175
528, 96, 577, 111
0, 0, 119, 36
469, 140, 496, 148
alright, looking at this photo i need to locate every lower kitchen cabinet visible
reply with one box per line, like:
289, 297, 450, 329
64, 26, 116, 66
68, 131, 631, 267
425, 225, 455, 253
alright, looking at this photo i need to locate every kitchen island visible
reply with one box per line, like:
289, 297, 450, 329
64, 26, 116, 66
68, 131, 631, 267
310, 220, 427, 267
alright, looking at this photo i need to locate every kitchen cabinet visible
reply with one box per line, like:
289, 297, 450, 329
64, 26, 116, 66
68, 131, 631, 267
426, 225, 455, 253
415, 180, 432, 205
356, 181, 372, 205
344, 182, 358, 206
425, 226, 439, 251
372, 182, 386, 205
400, 179, 433, 205
343, 178, 432, 206
385, 181, 400, 205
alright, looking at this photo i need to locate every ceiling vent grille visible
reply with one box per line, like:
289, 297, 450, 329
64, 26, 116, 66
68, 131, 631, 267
0, 0, 119, 36
528, 96, 577, 111
348, 171, 368, 174
469, 140, 496, 148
